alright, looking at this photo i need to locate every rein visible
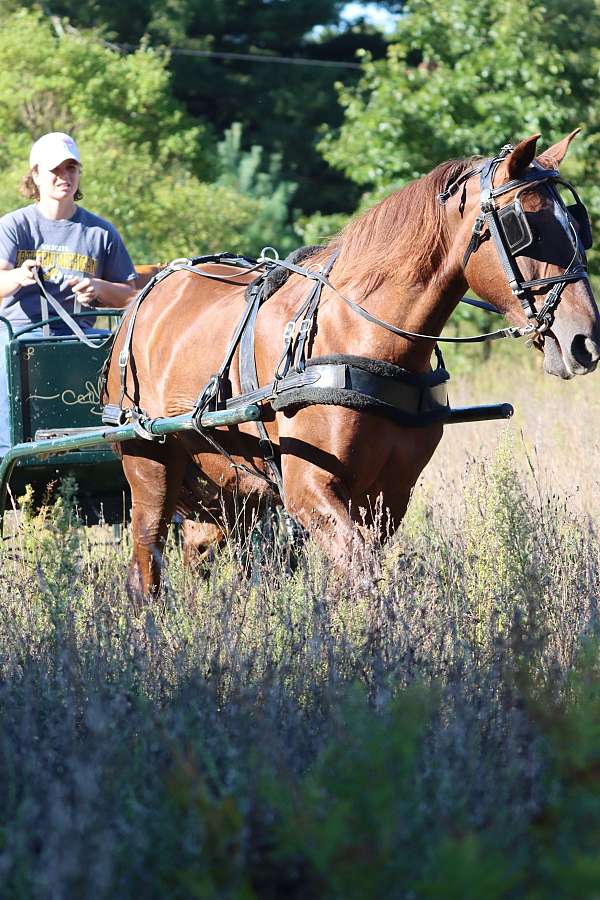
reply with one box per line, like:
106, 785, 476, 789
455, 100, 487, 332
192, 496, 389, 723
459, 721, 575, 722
33, 269, 114, 348
257, 249, 526, 345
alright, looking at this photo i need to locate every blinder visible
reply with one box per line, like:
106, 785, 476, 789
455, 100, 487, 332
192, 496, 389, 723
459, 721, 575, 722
566, 197, 593, 250
497, 199, 533, 255
496, 180, 593, 257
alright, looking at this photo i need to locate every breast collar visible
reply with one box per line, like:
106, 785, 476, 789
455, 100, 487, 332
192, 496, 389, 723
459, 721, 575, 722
439, 145, 590, 335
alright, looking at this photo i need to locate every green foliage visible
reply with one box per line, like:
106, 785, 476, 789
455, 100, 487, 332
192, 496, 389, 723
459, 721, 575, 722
463, 431, 538, 628
295, 209, 350, 247
271, 683, 435, 898
4, 451, 600, 895
323, 0, 600, 188
0, 9, 270, 261
19, 0, 388, 218
0, 8, 210, 173
17, 476, 82, 601
322, 0, 600, 286
216, 122, 299, 255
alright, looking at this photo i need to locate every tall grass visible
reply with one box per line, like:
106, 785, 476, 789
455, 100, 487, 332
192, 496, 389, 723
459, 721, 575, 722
2, 354, 600, 898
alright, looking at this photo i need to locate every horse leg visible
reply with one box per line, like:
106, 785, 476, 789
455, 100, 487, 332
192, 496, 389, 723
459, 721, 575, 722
279, 414, 443, 572
122, 445, 186, 603
182, 518, 226, 569
281, 457, 359, 569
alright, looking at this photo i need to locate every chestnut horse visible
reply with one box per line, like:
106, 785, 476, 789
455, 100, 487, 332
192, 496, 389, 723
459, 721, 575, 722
105, 132, 600, 597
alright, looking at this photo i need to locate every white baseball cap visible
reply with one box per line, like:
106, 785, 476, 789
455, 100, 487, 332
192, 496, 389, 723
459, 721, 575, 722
29, 132, 81, 170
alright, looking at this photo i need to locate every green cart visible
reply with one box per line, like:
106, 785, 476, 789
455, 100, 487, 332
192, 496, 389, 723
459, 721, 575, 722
2, 313, 128, 523
0, 310, 263, 532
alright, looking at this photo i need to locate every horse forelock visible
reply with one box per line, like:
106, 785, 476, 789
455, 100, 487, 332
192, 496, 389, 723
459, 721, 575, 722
327, 157, 480, 297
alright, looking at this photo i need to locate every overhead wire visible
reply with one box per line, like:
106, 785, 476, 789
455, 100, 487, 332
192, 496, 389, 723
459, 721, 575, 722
49, 14, 369, 71
116, 45, 363, 69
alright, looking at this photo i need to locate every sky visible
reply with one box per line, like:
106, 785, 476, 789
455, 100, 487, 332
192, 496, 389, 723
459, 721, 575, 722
342, 2, 398, 32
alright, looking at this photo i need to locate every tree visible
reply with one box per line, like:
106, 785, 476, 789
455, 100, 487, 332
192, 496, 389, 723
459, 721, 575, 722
321, 0, 600, 277
14, 0, 393, 216
322, 0, 600, 185
216, 123, 299, 255
0, 9, 265, 260
156, 4, 389, 215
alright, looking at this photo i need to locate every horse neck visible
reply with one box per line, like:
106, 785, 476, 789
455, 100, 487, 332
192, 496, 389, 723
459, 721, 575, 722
325, 250, 466, 373
324, 178, 470, 370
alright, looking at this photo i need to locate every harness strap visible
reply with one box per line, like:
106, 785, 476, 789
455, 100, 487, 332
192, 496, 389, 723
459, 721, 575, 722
461, 296, 500, 314
225, 357, 451, 426
190, 270, 269, 416
116, 266, 175, 409
239, 278, 285, 497
520, 269, 587, 290
483, 207, 537, 317
274, 291, 315, 380
265, 257, 526, 344
111, 254, 265, 422
33, 270, 113, 348
293, 250, 340, 373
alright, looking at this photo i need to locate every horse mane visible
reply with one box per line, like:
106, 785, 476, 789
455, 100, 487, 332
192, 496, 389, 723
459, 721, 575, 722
323, 156, 481, 297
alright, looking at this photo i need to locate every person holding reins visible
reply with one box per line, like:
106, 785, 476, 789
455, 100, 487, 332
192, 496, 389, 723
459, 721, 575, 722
0, 132, 137, 456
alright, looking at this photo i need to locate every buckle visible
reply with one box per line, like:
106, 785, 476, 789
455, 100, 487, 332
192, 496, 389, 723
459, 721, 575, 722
259, 437, 275, 461
101, 404, 127, 426
124, 408, 166, 443
118, 349, 128, 368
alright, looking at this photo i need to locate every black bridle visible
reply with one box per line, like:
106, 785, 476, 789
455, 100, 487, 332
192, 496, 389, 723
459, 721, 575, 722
438, 144, 592, 336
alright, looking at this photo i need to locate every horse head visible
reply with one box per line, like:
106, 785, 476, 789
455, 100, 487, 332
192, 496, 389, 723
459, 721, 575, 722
449, 131, 600, 378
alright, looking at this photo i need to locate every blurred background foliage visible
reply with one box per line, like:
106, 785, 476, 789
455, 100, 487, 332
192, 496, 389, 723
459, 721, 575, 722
0, 0, 599, 325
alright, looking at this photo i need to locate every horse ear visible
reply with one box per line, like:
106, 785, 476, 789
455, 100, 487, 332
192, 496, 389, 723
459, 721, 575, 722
537, 128, 581, 170
504, 134, 541, 180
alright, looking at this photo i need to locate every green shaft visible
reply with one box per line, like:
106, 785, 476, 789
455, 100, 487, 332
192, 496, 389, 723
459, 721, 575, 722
0, 404, 261, 533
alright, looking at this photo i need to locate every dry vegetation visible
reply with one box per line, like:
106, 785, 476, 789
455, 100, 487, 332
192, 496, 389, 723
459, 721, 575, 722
2, 347, 600, 898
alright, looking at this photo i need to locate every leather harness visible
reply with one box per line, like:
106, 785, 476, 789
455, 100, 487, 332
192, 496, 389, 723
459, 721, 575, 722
101, 250, 451, 497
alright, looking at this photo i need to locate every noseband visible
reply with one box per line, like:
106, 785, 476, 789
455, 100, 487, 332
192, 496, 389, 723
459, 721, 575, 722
438, 145, 591, 336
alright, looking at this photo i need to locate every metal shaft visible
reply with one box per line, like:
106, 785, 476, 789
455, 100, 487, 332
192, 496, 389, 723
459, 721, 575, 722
0, 404, 261, 533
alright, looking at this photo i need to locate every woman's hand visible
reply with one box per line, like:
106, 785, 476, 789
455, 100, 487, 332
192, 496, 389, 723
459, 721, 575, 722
66, 276, 98, 306
15, 258, 40, 288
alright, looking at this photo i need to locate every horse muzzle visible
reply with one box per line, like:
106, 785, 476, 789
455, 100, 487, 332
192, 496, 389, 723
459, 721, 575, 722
543, 323, 600, 378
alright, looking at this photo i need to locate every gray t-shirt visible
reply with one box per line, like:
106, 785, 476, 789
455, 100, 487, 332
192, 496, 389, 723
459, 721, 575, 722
0, 204, 136, 334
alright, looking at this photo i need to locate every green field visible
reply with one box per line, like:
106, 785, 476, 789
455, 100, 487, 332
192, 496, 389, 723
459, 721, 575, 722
1, 350, 600, 898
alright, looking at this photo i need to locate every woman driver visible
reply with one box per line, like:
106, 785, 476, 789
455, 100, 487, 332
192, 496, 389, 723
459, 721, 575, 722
0, 131, 137, 456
